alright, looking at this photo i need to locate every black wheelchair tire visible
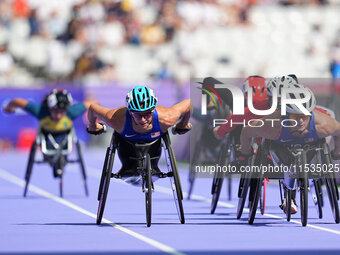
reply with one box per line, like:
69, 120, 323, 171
313, 179, 323, 219
211, 171, 224, 214
23, 141, 37, 197
98, 147, 111, 201
321, 143, 339, 223
164, 134, 185, 224
300, 176, 308, 227
59, 175, 63, 197
96, 147, 114, 225
188, 142, 201, 200
237, 173, 251, 219
248, 176, 262, 224
325, 177, 340, 223
145, 154, 152, 227
76, 141, 89, 197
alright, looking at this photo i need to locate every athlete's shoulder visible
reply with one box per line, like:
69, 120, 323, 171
108, 106, 127, 132
156, 105, 177, 127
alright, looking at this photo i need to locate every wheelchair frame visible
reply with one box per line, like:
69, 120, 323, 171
23, 127, 89, 197
239, 138, 339, 226
96, 131, 185, 227
210, 132, 236, 214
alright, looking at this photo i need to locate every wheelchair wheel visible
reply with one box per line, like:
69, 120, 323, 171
163, 133, 185, 224
237, 172, 251, 219
145, 154, 152, 227
325, 177, 340, 223
210, 171, 224, 214
311, 179, 323, 219
237, 148, 258, 219
98, 147, 112, 201
260, 179, 268, 215
285, 188, 292, 222
333, 177, 339, 201
248, 175, 262, 224
59, 175, 63, 197
227, 175, 232, 201
188, 142, 201, 200
317, 179, 324, 207
23, 141, 37, 197
300, 176, 308, 227
96, 146, 115, 225
211, 142, 228, 214
76, 141, 89, 197
321, 145, 339, 223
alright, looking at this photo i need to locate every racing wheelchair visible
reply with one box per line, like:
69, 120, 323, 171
210, 126, 241, 214
94, 126, 186, 227
188, 105, 231, 200
238, 138, 339, 226
23, 127, 89, 197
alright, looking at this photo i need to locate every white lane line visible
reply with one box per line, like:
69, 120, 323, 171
84, 166, 340, 235
0, 168, 185, 255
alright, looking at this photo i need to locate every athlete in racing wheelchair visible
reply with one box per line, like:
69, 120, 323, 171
3, 89, 95, 197
239, 84, 340, 226
86, 86, 192, 227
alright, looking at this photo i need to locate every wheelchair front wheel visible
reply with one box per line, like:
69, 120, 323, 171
23, 141, 37, 197
188, 142, 201, 199
59, 174, 63, 197
164, 134, 185, 224
145, 154, 153, 227
76, 141, 89, 196
96, 147, 115, 225
300, 176, 309, 227
237, 172, 251, 219
210, 171, 224, 214
248, 176, 262, 224
325, 176, 340, 223
311, 179, 323, 219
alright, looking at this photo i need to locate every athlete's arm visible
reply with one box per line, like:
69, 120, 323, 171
3, 98, 29, 113
158, 99, 193, 131
315, 110, 340, 156
240, 111, 281, 155
83, 99, 99, 110
87, 103, 126, 132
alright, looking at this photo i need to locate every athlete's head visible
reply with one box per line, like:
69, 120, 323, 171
285, 85, 316, 114
285, 85, 316, 136
242, 75, 267, 102
45, 89, 73, 121
126, 86, 158, 127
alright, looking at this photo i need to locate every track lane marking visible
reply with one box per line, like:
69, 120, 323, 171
0, 168, 185, 255
84, 165, 340, 235
43, 164, 340, 235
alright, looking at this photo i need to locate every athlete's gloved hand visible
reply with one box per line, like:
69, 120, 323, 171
172, 123, 192, 135
331, 150, 340, 160
87, 123, 107, 135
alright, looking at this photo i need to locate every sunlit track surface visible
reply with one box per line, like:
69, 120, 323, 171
1, 149, 340, 255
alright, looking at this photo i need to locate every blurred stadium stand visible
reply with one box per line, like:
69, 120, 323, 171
1, 0, 340, 87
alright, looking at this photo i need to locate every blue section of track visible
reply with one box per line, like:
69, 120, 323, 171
1, 148, 340, 255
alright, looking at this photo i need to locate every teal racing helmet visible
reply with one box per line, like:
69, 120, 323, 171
126, 86, 158, 112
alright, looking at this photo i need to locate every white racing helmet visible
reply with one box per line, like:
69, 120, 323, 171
267, 75, 297, 97
284, 84, 316, 114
